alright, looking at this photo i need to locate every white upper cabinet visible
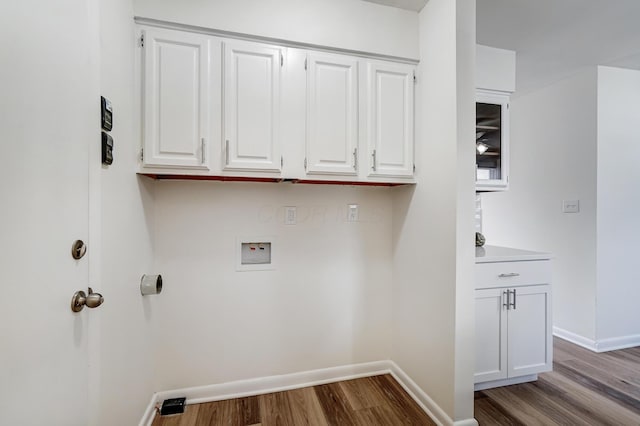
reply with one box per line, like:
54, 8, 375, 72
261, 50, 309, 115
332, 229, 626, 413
305, 53, 359, 176
476, 89, 509, 191
142, 28, 212, 169
223, 40, 282, 173
137, 24, 418, 183
366, 61, 415, 178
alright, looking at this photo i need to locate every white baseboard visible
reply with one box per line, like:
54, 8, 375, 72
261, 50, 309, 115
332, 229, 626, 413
553, 326, 598, 351
595, 334, 640, 352
388, 361, 478, 426
139, 360, 478, 426
474, 374, 537, 391
553, 326, 640, 353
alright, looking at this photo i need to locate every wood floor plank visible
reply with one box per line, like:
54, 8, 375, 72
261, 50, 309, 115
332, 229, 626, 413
260, 391, 296, 426
481, 385, 566, 425
553, 361, 640, 415
314, 382, 359, 425
370, 374, 437, 425
238, 396, 261, 425
476, 338, 640, 425
339, 376, 388, 411
474, 392, 525, 426
555, 340, 640, 386
561, 358, 640, 400
151, 374, 433, 426
286, 386, 328, 426
352, 405, 403, 426
537, 372, 640, 425
152, 405, 200, 426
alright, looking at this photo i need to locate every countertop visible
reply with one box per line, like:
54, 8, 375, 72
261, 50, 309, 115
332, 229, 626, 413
475, 245, 552, 263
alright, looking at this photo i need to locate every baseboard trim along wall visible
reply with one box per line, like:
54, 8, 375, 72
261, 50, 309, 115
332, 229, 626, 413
553, 326, 640, 353
139, 360, 478, 426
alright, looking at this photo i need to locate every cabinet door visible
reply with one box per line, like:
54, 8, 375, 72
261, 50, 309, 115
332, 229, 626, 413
223, 40, 282, 172
366, 62, 414, 178
507, 284, 552, 377
305, 53, 358, 175
475, 288, 508, 383
476, 90, 509, 191
142, 28, 211, 169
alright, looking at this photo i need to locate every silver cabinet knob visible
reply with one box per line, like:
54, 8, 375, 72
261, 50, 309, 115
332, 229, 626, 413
71, 287, 104, 312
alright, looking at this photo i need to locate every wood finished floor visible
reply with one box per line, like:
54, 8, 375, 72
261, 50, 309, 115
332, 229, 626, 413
152, 373, 436, 426
475, 337, 640, 425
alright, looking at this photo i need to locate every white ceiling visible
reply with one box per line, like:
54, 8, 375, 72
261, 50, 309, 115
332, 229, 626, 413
477, 0, 640, 93
363, 0, 640, 93
361, 0, 427, 12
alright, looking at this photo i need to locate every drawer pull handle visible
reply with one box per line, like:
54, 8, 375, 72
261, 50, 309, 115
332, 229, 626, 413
498, 273, 520, 278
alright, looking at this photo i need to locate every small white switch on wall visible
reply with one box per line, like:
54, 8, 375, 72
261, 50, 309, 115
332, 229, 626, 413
562, 200, 580, 213
284, 206, 296, 225
347, 204, 359, 222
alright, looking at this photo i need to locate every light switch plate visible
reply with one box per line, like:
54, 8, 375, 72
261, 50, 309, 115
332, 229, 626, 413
284, 206, 296, 225
347, 204, 359, 222
562, 200, 580, 213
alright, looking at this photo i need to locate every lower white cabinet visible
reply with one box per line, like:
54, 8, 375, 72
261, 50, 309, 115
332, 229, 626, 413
474, 254, 552, 390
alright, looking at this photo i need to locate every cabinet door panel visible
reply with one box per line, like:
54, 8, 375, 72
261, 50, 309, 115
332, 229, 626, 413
224, 40, 281, 172
306, 53, 358, 175
143, 28, 210, 169
475, 288, 508, 383
476, 90, 509, 191
367, 62, 414, 177
508, 285, 552, 377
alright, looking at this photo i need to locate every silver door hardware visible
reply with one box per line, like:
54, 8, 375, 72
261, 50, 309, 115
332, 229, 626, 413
511, 288, 517, 310
371, 150, 377, 171
201, 138, 206, 164
225, 140, 230, 165
498, 273, 520, 278
71, 287, 104, 312
353, 148, 358, 170
71, 240, 87, 260
141, 274, 163, 296
503, 290, 509, 310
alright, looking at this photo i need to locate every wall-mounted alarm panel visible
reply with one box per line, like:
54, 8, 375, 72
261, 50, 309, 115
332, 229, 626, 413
101, 96, 113, 131
101, 132, 113, 165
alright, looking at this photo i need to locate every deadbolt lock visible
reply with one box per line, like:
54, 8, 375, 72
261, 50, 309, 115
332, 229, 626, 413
71, 240, 87, 260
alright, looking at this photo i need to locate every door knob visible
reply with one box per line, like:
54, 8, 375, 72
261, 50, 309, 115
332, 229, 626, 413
71, 287, 104, 312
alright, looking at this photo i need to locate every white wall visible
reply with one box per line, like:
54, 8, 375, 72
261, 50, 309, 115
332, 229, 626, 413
482, 69, 599, 341
392, 0, 476, 423
133, 0, 419, 59
476, 44, 516, 93
132, 0, 410, 393
151, 182, 393, 389
95, 0, 157, 424
596, 66, 640, 342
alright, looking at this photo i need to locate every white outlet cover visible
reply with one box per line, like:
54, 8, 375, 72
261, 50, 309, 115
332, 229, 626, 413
562, 200, 580, 213
284, 206, 296, 225
348, 204, 359, 222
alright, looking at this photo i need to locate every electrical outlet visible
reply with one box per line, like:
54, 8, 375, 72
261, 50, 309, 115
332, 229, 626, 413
347, 204, 359, 222
562, 200, 580, 213
284, 206, 297, 225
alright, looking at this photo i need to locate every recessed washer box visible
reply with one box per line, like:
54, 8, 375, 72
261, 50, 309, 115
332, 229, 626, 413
236, 236, 276, 271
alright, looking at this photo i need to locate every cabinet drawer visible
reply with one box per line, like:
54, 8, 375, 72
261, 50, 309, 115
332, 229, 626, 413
476, 260, 551, 289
